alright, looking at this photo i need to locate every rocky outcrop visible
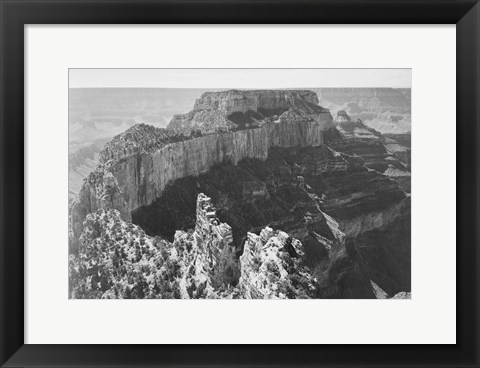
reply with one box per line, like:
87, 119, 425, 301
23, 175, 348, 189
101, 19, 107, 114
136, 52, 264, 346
237, 228, 316, 299
70, 194, 319, 299
193, 193, 239, 286
69, 208, 179, 299
69, 164, 131, 253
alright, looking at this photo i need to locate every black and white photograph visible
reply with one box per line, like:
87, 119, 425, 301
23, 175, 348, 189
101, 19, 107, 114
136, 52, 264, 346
3, 0, 478, 363
68, 69, 411, 299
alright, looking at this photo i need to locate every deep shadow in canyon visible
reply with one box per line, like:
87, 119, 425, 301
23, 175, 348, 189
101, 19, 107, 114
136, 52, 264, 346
132, 144, 411, 298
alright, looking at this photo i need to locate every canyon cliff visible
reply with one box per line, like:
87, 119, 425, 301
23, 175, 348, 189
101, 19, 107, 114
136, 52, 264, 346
70, 90, 335, 243
69, 89, 411, 299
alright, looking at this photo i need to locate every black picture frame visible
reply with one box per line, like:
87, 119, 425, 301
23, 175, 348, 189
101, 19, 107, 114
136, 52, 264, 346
1, 0, 479, 367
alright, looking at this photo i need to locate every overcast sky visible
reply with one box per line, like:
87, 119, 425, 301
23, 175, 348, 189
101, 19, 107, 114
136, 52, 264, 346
69, 69, 411, 89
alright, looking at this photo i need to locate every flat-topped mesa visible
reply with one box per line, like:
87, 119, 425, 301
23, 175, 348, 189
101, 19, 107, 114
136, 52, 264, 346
193, 89, 324, 114
168, 89, 332, 134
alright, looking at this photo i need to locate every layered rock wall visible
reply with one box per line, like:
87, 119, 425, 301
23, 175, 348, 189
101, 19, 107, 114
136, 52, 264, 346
105, 119, 331, 213
337, 198, 410, 238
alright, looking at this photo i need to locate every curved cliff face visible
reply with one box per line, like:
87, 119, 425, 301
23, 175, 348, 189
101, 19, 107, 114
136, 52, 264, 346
101, 119, 330, 213
70, 90, 334, 246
